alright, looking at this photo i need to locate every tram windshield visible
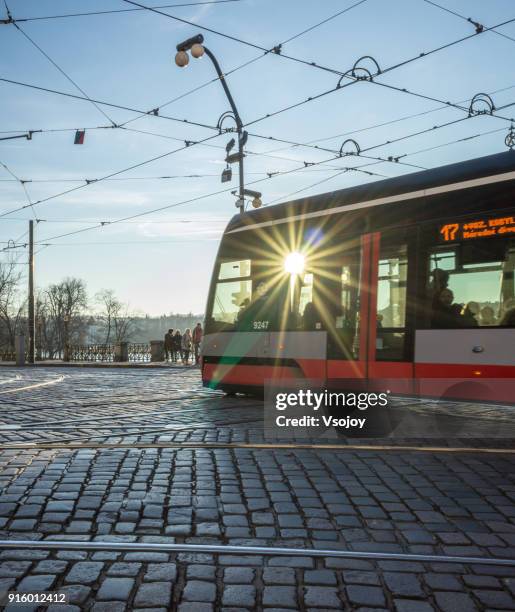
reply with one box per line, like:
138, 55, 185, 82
207, 253, 311, 332
205, 224, 330, 333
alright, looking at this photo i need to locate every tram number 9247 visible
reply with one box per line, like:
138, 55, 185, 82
252, 320, 270, 330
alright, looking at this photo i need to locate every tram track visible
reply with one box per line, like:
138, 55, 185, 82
0, 375, 22, 386
0, 388, 218, 413
1, 440, 514, 454
0, 416, 265, 446
0, 375, 64, 395
0, 397, 259, 425
0, 539, 513, 566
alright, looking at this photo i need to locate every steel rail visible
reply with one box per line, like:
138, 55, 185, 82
0, 399, 258, 426
0, 375, 22, 385
0, 417, 263, 445
0, 375, 64, 395
0, 441, 513, 454
0, 406, 261, 430
0, 389, 220, 413
0, 539, 513, 566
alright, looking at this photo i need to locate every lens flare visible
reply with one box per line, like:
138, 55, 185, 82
284, 252, 305, 275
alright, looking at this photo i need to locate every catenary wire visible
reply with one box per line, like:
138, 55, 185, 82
0, 160, 37, 219
0, 77, 220, 131
0, 168, 353, 185
119, 0, 515, 127
262, 124, 511, 207
4, 100, 511, 235
4, 11, 515, 237
122, 0, 359, 77
33, 159, 387, 244
254, 83, 515, 156
421, 0, 515, 44
11, 20, 116, 126
0, 132, 225, 219
118, 0, 370, 128
4, 83, 515, 149
2, 90, 512, 225
34, 104, 509, 244
0, 1, 242, 23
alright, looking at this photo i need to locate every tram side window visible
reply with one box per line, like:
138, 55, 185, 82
376, 245, 408, 361
428, 238, 515, 328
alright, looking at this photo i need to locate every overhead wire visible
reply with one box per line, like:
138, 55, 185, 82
0, 168, 349, 185
121, 0, 354, 77
0, 160, 37, 219
3, 91, 513, 223
262, 123, 511, 208
262, 161, 388, 208
2, 4, 514, 255
120, 0, 515, 128
1, 9, 514, 141
4, 83, 515, 170
0, 132, 225, 219
117, 0, 370, 129
14, 109, 514, 253
421, 0, 515, 44
0, 77, 221, 131
254, 83, 515, 156
0, 1, 242, 23
33, 158, 389, 245
3, 14, 514, 179
11, 19, 116, 126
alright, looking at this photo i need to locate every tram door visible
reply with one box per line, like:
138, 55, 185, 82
325, 231, 415, 391
324, 235, 366, 381
363, 230, 415, 394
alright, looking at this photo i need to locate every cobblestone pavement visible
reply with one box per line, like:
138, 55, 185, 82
0, 366, 514, 611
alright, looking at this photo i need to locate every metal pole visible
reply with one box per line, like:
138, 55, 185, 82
202, 46, 245, 214
28, 220, 35, 364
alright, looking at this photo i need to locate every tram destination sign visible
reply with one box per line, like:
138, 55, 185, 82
438, 217, 515, 242
439, 215, 515, 242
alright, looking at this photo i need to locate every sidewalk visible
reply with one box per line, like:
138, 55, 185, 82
0, 360, 199, 369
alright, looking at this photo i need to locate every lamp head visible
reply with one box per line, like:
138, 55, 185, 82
191, 43, 205, 58
175, 50, 189, 67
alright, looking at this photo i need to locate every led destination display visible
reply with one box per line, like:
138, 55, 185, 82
440, 215, 515, 242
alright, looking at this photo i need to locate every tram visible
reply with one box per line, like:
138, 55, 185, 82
201, 151, 515, 402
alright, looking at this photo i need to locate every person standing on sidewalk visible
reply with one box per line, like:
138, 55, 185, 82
192, 322, 203, 365
181, 328, 192, 364
173, 329, 182, 363
164, 328, 174, 362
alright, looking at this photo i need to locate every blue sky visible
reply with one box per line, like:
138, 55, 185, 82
1, 0, 514, 314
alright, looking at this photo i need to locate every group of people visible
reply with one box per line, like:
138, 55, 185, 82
164, 323, 202, 365
430, 269, 515, 328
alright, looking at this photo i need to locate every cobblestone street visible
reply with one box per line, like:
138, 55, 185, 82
0, 366, 514, 611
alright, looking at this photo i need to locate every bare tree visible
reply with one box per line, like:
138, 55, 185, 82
44, 278, 88, 357
0, 259, 26, 351
95, 289, 137, 343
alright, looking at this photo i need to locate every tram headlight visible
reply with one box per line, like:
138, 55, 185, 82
284, 252, 305, 275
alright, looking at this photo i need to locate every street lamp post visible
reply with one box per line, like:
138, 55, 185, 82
63, 314, 70, 362
175, 34, 248, 214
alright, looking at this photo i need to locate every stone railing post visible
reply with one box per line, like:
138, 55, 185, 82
115, 342, 129, 362
15, 334, 25, 366
150, 340, 164, 362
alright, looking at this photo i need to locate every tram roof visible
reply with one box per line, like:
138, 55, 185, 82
226, 151, 515, 232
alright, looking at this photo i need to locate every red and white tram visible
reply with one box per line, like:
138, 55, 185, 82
201, 152, 515, 402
